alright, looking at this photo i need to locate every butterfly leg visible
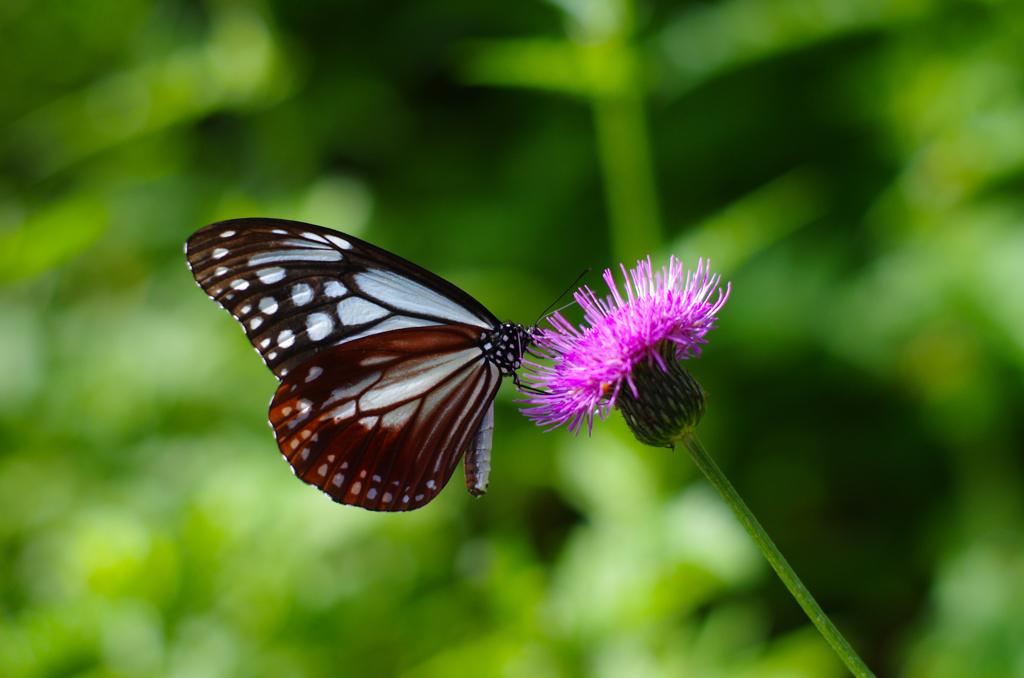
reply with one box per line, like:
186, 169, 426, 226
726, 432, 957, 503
511, 370, 547, 395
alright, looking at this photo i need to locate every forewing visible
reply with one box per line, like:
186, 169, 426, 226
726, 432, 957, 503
269, 324, 502, 512
186, 218, 499, 378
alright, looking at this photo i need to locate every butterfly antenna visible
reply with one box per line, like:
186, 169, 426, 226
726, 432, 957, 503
534, 268, 590, 327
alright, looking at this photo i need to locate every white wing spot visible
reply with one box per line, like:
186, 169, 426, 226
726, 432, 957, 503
332, 473, 344, 487
292, 283, 313, 306
259, 297, 279, 315
268, 351, 278, 360
306, 366, 323, 382
324, 281, 346, 298
298, 398, 312, 412
282, 406, 293, 416
341, 462, 348, 470
415, 494, 424, 501
367, 488, 377, 500
301, 429, 311, 440
326, 235, 352, 250
372, 475, 381, 483
214, 266, 228, 277
212, 248, 229, 259
306, 312, 333, 341
259, 338, 271, 348
290, 439, 299, 450
327, 454, 335, 463
272, 229, 288, 235
257, 267, 286, 284
402, 495, 409, 503
277, 330, 295, 349
383, 492, 392, 503
426, 480, 436, 489
317, 464, 328, 476
350, 481, 362, 495
239, 304, 251, 315
220, 230, 236, 238
337, 297, 389, 325
359, 470, 367, 479
302, 231, 329, 243
301, 449, 310, 460
249, 317, 263, 330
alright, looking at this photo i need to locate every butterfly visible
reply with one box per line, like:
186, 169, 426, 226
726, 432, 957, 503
186, 218, 535, 512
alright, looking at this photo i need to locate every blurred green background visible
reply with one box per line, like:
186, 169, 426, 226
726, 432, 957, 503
3, 0, 1024, 676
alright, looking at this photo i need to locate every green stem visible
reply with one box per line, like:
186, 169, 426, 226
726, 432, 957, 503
591, 92, 662, 265
681, 433, 877, 678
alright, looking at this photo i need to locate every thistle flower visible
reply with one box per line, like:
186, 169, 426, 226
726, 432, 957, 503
520, 256, 729, 446
519, 259, 878, 677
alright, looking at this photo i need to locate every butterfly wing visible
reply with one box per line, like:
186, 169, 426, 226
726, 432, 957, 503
186, 218, 500, 378
270, 324, 501, 511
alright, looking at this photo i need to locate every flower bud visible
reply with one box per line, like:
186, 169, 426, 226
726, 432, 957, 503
615, 342, 706, 447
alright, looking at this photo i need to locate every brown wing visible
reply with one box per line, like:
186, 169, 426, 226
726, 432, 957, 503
269, 324, 502, 512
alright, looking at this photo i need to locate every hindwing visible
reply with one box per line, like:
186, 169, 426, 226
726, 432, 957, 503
269, 324, 502, 511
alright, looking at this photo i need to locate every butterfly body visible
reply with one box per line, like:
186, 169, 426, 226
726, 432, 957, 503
186, 218, 533, 511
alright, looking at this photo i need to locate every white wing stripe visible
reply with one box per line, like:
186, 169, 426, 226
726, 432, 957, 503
446, 364, 494, 448
279, 238, 334, 249
358, 348, 479, 411
327, 235, 353, 250
337, 297, 390, 325
354, 270, 488, 327
338, 316, 439, 345
412, 362, 494, 470
248, 249, 343, 266
322, 370, 383, 409
381, 400, 420, 431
